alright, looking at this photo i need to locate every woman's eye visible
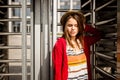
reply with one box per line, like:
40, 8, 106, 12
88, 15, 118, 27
74, 24, 78, 27
67, 24, 78, 27
67, 24, 72, 27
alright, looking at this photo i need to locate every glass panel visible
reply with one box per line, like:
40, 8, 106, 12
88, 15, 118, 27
57, 12, 65, 24
12, 8, 30, 18
58, 0, 70, 9
12, 21, 20, 32
73, 0, 80, 9
12, 8, 20, 18
26, 8, 30, 18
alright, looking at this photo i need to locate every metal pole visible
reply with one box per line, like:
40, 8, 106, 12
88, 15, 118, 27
92, 0, 96, 80
30, 0, 34, 80
21, 0, 27, 80
52, 0, 57, 46
117, 0, 120, 79
70, 0, 73, 10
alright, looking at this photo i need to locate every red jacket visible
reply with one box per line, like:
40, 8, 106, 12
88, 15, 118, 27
52, 25, 101, 80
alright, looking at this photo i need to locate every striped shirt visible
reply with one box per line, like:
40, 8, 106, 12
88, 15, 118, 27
67, 46, 88, 80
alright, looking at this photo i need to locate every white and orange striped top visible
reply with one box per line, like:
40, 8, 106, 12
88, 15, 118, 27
66, 46, 88, 80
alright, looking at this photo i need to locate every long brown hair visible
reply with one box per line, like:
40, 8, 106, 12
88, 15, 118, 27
60, 10, 85, 48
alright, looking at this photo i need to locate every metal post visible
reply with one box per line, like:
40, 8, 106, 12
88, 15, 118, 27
117, 0, 120, 79
70, 0, 73, 10
92, 0, 96, 80
40, 0, 50, 79
30, 0, 34, 80
34, 0, 41, 80
21, 0, 27, 80
52, 0, 57, 46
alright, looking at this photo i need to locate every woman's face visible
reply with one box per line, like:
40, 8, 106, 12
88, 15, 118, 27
65, 18, 79, 38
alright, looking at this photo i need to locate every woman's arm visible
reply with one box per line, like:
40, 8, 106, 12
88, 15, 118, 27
84, 24, 102, 46
52, 40, 63, 80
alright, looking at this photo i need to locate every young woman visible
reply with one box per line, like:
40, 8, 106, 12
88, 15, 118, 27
52, 11, 101, 80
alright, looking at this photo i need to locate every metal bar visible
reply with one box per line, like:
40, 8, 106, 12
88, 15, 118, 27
0, 32, 30, 35
57, 9, 79, 12
0, 5, 30, 8
84, 12, 91, 17
0, 11, 4, 14
30, 0, 34, 80
95, 0, 115, 11
0, 46, 30, 49
95, 66, 116, 79
49, 0, 53, 79
92, 0, 96, 79
21, 0, 27, 80
0, 0, 4, 4
0, 54, 5, 58
95, 18, 116, 26
0, 59, 30, 63
81, 0, 91, 8
96, 52, 114, 60
34, 0, 41, 79
0, 18, 30, 21
0, 73, 31, 76
48, 0, 52, 79
117, 0, 120, 79
0, 64, 5, 69
52, 0, 57, 46
105, 33, 117, 36
70, 0, 73, 10
107, 5, 117, 8
0, 22, 4, 25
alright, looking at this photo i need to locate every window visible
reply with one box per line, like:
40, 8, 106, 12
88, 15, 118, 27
12, 8, 20, 18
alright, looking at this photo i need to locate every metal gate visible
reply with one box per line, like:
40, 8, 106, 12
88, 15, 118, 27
0, 0, 32, 80
0, 0, 119, 80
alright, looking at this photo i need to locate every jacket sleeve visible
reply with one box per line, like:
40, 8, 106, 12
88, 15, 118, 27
84, 24, 101, 46
52, 40, 63, 80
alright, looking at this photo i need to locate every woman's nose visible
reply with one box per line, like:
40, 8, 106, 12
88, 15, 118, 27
72, 26, 75, 29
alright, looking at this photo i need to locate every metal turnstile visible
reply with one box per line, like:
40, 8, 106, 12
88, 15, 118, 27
0, 0, 119, 80
0, 0, 32, 80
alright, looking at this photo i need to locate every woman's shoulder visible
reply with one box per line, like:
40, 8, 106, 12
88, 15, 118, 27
56, 37, 66, 43
55, 37, 66, 46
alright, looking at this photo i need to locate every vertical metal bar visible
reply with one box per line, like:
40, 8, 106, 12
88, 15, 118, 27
40, 0, 44, 79
80, 0, 82, 10
52, 0, 57, 46
70, 0, 73, 10
21, 0, 27, 80
92, 0, 96, 80
117, 0, 120, 79
48, 0, 53, 80
30, 0, 34, 80
41, 0, 50, 79
34, 0, 41, 80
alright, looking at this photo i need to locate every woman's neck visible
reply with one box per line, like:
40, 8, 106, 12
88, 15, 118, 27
70, 37, 76, 41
